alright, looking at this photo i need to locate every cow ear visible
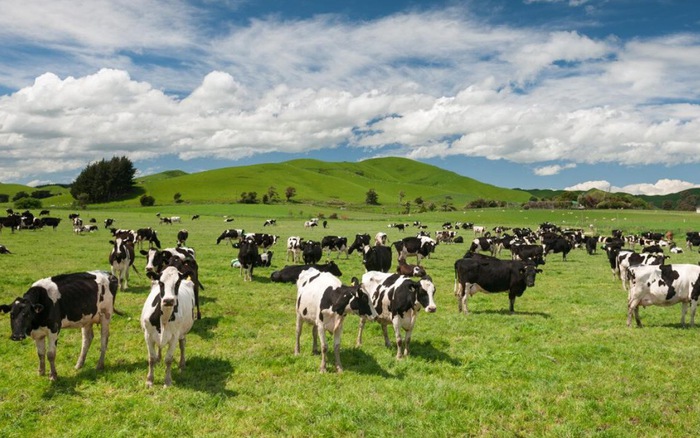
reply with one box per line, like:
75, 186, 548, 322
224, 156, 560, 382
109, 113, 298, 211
0, 304, 11, 313
140, 250, 149, 255
350, 277, 359, 286
109, 240, 115, 245
146, 271, 160, 281
536, 269, 543, 274
32, 303, 44, 313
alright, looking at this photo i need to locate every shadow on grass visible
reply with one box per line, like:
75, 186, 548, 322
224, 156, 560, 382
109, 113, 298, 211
471, 309, 551, 318
41, 358, 146, 399
408, 340, 462, 366
190, 315, 221, 340
340, 348, 397, 379
173, 356, 236, 396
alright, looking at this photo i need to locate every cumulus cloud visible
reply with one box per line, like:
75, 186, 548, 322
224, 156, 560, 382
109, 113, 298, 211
565, 179, 700, 196
0, 4, 698, 188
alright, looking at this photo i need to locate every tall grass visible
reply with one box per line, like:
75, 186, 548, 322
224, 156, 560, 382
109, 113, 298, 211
1, 206, 699, 436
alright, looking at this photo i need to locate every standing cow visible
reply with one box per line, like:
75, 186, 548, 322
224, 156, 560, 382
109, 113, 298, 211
109, 237, 136, 291
1, 271, 118, 380
141, 266, 196, 387
294, 268, 377, 373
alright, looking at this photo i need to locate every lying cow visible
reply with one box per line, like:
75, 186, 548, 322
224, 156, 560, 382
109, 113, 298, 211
627, 264, 700, 327
141, 266, 196, 387
1, 271, 118, 380
357, 272, 436, 359
454, 254, 542, 315
294, 268, 377, 372
270, 261, 343, 283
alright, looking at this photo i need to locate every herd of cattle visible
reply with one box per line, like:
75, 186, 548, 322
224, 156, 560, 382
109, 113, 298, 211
2, 212, 700, 383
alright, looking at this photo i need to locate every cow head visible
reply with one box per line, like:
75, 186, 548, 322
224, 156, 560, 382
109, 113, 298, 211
341, 278, 378, 320
147, 267, 187, 326
1, 295, 43, 341
324, 261, 342, 277
521, 263, 543, 288
417, 276, 437, 313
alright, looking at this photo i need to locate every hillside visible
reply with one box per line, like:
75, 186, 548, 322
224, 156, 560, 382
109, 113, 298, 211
132, 157, 531, 207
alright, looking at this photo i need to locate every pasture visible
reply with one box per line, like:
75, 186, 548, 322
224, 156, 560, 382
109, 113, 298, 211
1, 206, 700, 436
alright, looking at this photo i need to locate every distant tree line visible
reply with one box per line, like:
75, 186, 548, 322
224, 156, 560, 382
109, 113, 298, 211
70, 156, 136, 204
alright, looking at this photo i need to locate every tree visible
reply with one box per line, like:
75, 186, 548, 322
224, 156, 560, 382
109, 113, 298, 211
285, 186, 297, 202
414, 196, 424, 206
31, 190, 52, 199
240, 192, 258, 204
662, 200, 674, 210
140, 195, 155, 206
12, 191, 29, 201
267, 186, 279, 203
399, 191, 405, 204
14, 197, 41, 210
70, 156, 136, 204
365, 188, 379, 205
174, 192, 183, 204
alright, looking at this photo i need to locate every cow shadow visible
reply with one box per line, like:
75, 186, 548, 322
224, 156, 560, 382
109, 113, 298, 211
471, 309, 551, 318
41, 358, 146, 399
340, 348, 397, 379
173, 356, 236, 396
190, 315, 221, 340
407, 340, 462, 366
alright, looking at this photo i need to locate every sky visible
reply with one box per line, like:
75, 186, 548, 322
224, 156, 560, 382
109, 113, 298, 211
0, 0, 699, 196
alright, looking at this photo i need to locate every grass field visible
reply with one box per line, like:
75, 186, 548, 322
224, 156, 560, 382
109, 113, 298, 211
1, 205, 700, 437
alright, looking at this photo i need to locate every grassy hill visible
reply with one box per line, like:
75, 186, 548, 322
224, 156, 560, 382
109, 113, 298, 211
132, 157, 531, 207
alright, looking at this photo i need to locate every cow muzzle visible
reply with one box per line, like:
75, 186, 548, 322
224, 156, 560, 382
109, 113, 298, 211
162, 298, 175, 307
426, 306, 437, 313
10, 333, 26, 341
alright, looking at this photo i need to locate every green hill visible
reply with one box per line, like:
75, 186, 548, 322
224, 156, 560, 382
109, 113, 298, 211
132, 157, 531, 207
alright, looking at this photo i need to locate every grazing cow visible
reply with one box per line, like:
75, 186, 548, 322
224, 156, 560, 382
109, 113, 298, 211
270, 261, 343, 283
361, 245, 392, 273
245, 233, 278, 249
584, 236, 598, 255
321, 236, 348, 259
238, 238, 259, 281
191, 215, 200, 220
627, 264, 700, 327
1, 271, 118, 380
263, 219, 277, 226
388, 223, 408, 232
216, 229, 244, 245
543, 237, 572, 261
104, 218, 115, 229
286, 236, 304, 263
109, 237, 136, 291
347, 233, 370, 255
294, 269, 377, 372
170, 216, 181, 223
357, 272, 436, 358
0, 244, 11, 254
454, 254, 542, 314
510, 244, 546, 266
141, 266, 196, 387
392, 237, 434, 265
177, 229, 189, 246
136, 227, 161, 249
304, 218, 319, 228
159, 217, 172, 225
468, 237, 497, 256
39, 217, 62, 230
39, 209, 50, 216
0, 214, 22, 232
396, 259, 427, 277
473, 225, 486, 236
302, 240, 323, 264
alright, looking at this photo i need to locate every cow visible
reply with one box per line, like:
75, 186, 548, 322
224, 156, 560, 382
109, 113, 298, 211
361, 245, 392, 273
617, 252, 667, 291
141, 266, 196, 387
543, 237, 572, 261
388, 223, 408, 232
216, 229, 244, 245
584, 236, 598, 255
0, 271, 118, 380
302, 240, 322, 264
347, 233, 370, 255
238, 238, 259, 281
191, 215, 200, 220
294, 268, 377, 373
141, 247, 202, 319
454, 254, 542, 315
109, 237, 136, 291
39, 209, 50, 216
245, 233, 278, 249
510, 243, 546, 266
392, 237, 434, 265
321, 236, 348, 259
39, 217, 61, 230
257, 250, 274, 267
468, 237, 497, 256
473, 225, 486, 236
356, 271, 436, 359
263, 219, 277, 226
104, 218, 115, 229
0, 244, 11, 254
136, 227, 162, 249
177, 229, 189, 246
304, 218, 319, 228
627, 264, 700, 327
396, 259, 427, 277
270, 261, 343, 283
375, 232, 388, 246
286, 236, 304, 263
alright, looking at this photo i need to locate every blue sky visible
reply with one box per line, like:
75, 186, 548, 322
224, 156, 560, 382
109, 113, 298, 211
0, 0, 699, 195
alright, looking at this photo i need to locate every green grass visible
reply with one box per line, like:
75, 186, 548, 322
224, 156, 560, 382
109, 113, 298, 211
1, 206, 700, 436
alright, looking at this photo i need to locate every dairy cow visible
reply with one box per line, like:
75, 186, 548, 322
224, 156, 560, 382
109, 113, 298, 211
109, 237, 136, 291
270, 261, 343, 283
1, 271, 118, 380
361, 245, 392, 273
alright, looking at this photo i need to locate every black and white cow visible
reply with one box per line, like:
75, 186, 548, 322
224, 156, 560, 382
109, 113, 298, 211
216, 229, 244, 245
388, 223, 408, 232
362, 245, 392, 273
321, 236, 349, 259
104, 218, 115, 229
468, 237, 498, 256
617, 251, 668, 291
238, 238, 259, 281
357, 272, 436, 359
141, 266, 196, 387
627, 264, 700, 327
136, 227, 161, 249
141, 247, 202, 319
1, 271, 118, 380
0, 244, 11, 254
347, 233, 370, 255
543, 237, 572, 261
39, 217, 62, 230
392, 237, 435, 265
286, 236, 304, 263
109, 237, 136, 291
270, 261, 343, 283
294, 268, 377, 372
176, 229, 189, 246
454, 254, 542, 314
263, 219, 277, 226
302, 240, 322, 264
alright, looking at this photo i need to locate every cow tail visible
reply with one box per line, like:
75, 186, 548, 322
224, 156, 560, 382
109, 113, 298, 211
108, 274, 126, 316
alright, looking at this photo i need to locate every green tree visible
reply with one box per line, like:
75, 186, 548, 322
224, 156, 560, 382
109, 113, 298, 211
365, 188, 379, 205
285, 186, 297, 202
267, 186, 279, 203
140, 194, 155, 206
12, 191, 29, 201
662, 200, 674, 210
14, 197, 41, 209
174, 192, 183, 204
70, 156, 136, 204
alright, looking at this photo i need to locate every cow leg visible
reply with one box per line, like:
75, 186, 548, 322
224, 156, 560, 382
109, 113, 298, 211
509, 293, 516, 314
356, 317, 366, 347
691, 300, 698, 328
294, 315, 303, 355
178, 336, 186, 370
47, 332, 59, 381
163, 340, 178, 387
317, 323, 328, 373
332, 319, 344, 373
311, 325, 319, 355
392, 317, 404, 359
123, 265, 129, 290
76, 325, 94, 369
680, 302, 688, 328
627, 300, 642, 327
34, 337, 46, 376
381, 324, 391, 348
145, 334, 158, 387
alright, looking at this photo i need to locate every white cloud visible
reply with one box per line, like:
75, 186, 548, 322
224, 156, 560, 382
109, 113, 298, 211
533, 163, 577, 176
565, 180, 612, 192
566, 179, 700, 195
